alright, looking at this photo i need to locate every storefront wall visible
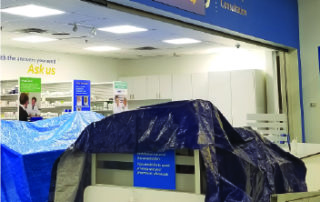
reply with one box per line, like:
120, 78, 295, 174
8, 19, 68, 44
298, 0, 320, 143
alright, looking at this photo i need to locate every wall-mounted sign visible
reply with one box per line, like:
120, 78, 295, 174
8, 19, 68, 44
19, 77, 42, 119
19, 77, 41, 93
27, 64, 56, 76
133, 151, 176, 190
113, 81, 128, 114
154, 0, 205, 15
73, 80, 91, 111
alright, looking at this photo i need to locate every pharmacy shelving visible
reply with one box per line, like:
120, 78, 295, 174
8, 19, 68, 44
1, 80, 19, 120
41, 81, 73, 117
1, 80, 116, 120
91, 82, 114, 115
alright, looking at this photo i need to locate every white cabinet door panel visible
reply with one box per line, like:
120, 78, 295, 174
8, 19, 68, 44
172, 74, 192, 101
192, 73, 208, 100
231, 70, 256, 127
208, 72, 232, 123
159, 75, 172, 99
132, 76, 147, 100
146, 76, 160, 99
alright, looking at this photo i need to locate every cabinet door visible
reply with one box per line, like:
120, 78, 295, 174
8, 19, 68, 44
146, 75, 160, 99
159, 75, 172, 99
172, 74, 192, 101
208, 72, 232, 123
119, 77, 134, 100
132, 76, 147, 100
192, 73, 208, 100
231, 70, 256, 127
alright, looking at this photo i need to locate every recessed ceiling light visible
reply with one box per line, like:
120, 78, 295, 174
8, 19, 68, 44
1, 4, 64, 18
163, 38, 201, 45
13, 36, 57, 43
98, 25, 147, 34
84, 46, 120, 52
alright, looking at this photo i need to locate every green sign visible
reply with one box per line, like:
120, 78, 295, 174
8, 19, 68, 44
114, 81, 128, 90
20, 77, 41, 92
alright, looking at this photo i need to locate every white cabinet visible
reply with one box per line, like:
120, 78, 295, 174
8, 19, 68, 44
159, 75, 172, 99
231, 70, 265, 127
120, 70, 265, 127
146, 76, 160, 99
120, 75, 172, 100
192, 73, 208, 100
119, 76, 146, 100
172, 74, 192, 101
119, 77, 133, 99
208, 72, 232, 123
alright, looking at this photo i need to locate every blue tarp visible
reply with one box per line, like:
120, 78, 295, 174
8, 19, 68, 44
49, 100, 307, 202
1, 112, 104, 202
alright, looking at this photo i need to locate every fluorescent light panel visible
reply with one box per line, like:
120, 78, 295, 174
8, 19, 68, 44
98, 25, 147, 34
13, 36, 57, 43
163, 38, 201, 45
84, 46, 120, 52
1, 4, 64, 17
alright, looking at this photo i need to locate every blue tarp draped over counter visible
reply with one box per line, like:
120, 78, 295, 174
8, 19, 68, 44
1, 112, 104, 202
49, 100, 307, 202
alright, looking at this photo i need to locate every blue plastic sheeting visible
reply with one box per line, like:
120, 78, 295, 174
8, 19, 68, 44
1, 112, 104, 202
49, 100, 307, 202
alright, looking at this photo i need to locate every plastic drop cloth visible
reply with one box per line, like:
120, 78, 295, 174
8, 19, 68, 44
49, 100, 307, 202
1, 111, 104, 202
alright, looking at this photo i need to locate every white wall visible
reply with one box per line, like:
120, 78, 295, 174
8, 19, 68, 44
117, 49, 268, 76
117, 49, 277, 114
298, 0, 320, 143
0, 47, 119, 83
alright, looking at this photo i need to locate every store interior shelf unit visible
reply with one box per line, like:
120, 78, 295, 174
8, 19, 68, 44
1, 80, 19, 120
41, 81, 73, 118
0, 80, 116, 120
91, 82, 114, 114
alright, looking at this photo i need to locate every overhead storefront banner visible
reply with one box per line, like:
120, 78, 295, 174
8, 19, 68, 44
127, 0, 299, 48
154, 0, 205, 15
133, 151, 176, 190
73, 80, 91, 111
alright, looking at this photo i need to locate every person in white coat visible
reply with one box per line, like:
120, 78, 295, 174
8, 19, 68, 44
27, 97, 40, 117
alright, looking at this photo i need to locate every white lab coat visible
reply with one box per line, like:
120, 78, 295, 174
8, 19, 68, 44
27, 104, 40, 116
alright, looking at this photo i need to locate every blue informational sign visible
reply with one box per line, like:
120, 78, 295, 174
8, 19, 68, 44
73, 80, 91, 111
130, 0, 300, 48
134, 151, 176, 190
154, 0, 205, 15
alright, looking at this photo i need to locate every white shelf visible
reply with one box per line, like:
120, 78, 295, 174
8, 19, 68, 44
0, 106, 18, 109
91, 100, 110, 103
92, 109, 113, 113
1, 117, 17, 120
41, 105, 72, 110
43, 95, 72, 99
1, 94, 18, 99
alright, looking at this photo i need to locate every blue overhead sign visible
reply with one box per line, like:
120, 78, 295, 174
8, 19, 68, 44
130, 0, 300, 48
154, 0, 205, 15
73, 80, 91, 111
133, 151, 176, 190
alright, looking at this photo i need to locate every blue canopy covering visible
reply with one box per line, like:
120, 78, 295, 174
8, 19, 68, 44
1, 111, 104, 202
49, 100, 307, 202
